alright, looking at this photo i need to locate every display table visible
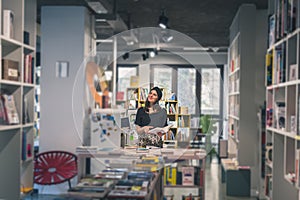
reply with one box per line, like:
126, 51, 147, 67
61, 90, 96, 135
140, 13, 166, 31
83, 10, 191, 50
221, 158, 251, 197
74, 147, 206, 200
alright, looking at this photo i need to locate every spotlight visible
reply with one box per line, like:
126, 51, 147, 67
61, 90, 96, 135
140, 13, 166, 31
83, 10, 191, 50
122, 52, 129, 60
149, 49, 157, 58
158, 9, 168, 29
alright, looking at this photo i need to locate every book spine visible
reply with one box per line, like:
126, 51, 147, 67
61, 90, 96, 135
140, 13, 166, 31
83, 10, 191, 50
22, 131, 27, 160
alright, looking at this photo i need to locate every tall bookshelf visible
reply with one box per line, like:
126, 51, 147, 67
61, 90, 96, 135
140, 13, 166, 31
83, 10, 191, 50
264, 0, 300, 199
227, 4, 267, 196
0, 0, 36, 199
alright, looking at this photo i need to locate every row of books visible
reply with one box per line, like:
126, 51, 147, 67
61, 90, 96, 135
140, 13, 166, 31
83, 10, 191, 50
265, 45, 287, 86
269, 0, 298, 47
164, 164, 204, 187
24, 54, 34, 83
70, 167, 156, 198
166, 103, 177, 114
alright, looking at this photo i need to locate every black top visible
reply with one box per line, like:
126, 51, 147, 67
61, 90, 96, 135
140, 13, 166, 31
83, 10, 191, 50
134, 106, 167, 127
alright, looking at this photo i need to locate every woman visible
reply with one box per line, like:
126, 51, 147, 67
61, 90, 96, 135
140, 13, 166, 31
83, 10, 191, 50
134, 87, 167, 147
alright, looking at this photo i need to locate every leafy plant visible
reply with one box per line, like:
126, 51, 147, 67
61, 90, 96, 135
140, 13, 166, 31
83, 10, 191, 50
200, 115, 211, 134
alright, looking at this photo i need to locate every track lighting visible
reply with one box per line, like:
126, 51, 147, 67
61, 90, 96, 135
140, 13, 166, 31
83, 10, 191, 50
142, 52, 149, 61
158, 9, 168, 29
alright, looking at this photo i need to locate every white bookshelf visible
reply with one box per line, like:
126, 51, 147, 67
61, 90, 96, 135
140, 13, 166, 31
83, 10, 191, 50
226, 4, 267, 197
0, 0, 36, 199
264, 0, 300, 199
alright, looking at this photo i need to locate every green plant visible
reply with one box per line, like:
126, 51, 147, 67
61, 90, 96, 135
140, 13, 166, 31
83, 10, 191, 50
200, 115, 211, 134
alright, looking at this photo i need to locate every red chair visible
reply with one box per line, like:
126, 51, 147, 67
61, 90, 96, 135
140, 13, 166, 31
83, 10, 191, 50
34, 151, 78, 189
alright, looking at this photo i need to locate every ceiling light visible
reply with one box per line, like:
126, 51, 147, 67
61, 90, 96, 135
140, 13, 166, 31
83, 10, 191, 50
149, 49, 158, 58
158, 9, 168, 29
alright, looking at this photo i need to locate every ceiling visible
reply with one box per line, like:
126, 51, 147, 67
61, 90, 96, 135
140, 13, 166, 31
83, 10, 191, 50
37, 0, 268, 48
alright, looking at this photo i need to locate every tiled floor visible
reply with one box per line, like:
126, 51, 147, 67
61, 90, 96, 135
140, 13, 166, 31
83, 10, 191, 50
23, 156, 257, 200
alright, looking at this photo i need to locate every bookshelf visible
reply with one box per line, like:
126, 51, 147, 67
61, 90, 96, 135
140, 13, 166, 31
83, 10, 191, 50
126, 87, 148, 109
126, 87, 191, 141
226, 4, 267, 197
0, 0, 36, 199
264, 0, 300, 199
163, 100, 191, 141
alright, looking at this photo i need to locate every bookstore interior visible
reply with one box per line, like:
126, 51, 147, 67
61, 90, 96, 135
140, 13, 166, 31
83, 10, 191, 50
2, 0, 300, 200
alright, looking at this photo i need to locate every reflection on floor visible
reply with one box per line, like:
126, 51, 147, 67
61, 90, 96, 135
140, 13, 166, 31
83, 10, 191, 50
23, 156, 258, 200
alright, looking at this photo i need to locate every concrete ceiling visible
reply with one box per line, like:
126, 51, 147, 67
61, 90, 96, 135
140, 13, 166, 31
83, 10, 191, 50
37, 0, 268, 48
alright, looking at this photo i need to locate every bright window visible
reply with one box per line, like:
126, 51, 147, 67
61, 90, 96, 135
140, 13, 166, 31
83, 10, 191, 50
177, 68, 196, 114
117, 66, 137, 100
201, 68, 220, 115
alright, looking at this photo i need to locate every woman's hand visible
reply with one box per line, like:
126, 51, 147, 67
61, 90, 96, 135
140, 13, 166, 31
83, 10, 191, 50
143, 126, 153, 134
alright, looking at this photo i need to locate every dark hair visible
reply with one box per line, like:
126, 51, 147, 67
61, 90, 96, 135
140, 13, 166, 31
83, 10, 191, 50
151, 87, 162, 101
144, 87, 162, 110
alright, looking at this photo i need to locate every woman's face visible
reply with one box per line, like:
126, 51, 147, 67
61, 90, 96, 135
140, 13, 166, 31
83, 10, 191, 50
147, 89, 158, 104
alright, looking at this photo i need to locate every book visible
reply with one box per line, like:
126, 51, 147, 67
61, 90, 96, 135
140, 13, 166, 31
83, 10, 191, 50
289, 64, 298, 81
148, 124, 173, 135
2, 59, 19, 81
3, 10, 14, 38
265, 53, 273, 86
268, 14, 276, 48
1, 94, 19, 124
0, 97, 7, 125
22, 131, 27, 160
182, 166, 194, 186
130, 76, 139, 87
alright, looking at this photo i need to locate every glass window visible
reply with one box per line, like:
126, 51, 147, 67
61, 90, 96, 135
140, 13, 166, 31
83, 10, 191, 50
177, 68, 196, 114
117, 66, 137, 100
201, 68, 220, 115
153, 67, 172, 90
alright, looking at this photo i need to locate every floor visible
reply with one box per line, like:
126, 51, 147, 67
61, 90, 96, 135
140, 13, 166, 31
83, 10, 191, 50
23, 156, 258, 200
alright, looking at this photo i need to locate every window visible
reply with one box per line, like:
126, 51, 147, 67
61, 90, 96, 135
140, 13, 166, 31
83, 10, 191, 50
177, 68, 196, 114
201, 68, 221, 115
153, 67, 172, 89
117, 66, 137, 100
153, 66, 196, 114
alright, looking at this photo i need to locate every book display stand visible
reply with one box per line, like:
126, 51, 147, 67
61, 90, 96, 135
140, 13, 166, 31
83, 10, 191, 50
75, 148, 206, 200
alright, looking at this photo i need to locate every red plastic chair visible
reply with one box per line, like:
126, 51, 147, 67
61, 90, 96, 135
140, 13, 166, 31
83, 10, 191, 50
34, 151, 78, 189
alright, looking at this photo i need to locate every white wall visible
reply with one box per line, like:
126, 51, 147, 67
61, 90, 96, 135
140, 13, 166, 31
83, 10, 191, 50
40, 6, 88, 153
38, 5, 93, 194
